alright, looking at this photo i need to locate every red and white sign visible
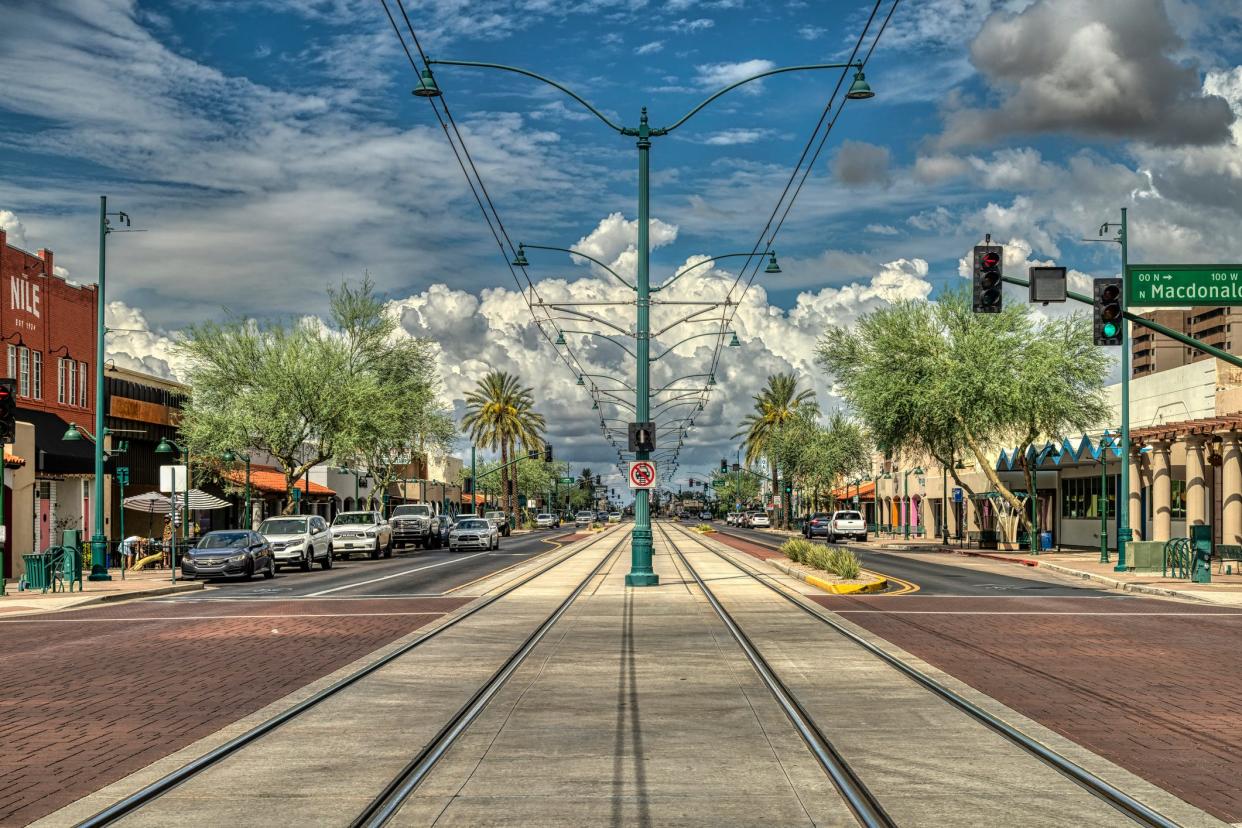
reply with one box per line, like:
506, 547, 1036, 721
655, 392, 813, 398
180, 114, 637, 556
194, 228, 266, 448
628, 461, 657, 489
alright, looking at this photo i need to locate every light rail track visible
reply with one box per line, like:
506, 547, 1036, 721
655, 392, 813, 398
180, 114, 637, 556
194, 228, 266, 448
350, 533, 626, 827
656, 521, 895, 827
75, 528, 624, 828
667, 521, 1183, 828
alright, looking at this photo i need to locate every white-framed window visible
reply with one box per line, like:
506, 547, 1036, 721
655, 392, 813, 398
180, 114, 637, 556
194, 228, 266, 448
67, 360, 76, 407
6, 345, 13, 381
18, 347, 29, 397
32, 353, 40, 399
78, 361, 87, 407
57, 358, 66, 404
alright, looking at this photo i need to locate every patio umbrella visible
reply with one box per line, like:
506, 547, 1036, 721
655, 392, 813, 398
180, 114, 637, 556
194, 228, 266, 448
123, 489, 231, 513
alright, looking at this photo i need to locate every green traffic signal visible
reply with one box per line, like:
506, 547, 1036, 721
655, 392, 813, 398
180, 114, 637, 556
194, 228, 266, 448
1103, 322, 1118, 338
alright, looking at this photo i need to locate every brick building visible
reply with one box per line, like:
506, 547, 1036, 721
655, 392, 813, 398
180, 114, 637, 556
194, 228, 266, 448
0, 227, 100, 576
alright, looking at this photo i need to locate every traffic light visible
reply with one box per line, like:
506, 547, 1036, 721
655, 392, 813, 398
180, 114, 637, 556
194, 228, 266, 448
688, 478, 696, 487
0, 378, 15, 444
544, 444, 553, 462
783, 480, 792, 496
527, 448, 539, 459
972, 245, 1003, 313
595, 475, 601, 486
720, 458, 728, 474
463, 477, 473, 494
1094, 278, 1123, 346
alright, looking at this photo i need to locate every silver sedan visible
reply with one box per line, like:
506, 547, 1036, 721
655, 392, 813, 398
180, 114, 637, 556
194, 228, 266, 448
448, 517, 500, 551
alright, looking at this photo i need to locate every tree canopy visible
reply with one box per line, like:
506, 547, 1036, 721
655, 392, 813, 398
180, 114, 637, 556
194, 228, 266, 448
816, 287, 1109, 542
177, 278, 453, 514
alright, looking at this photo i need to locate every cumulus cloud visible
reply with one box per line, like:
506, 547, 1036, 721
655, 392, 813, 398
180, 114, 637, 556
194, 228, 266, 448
0, 211, 28, 248
570, 212, 678, 281
635, 40, 664, 55
694, 59, 776, 93
697, 128, 773, 146
105, 302, 185, 381
942, 0, 1235, 148
831, 141, 892, 187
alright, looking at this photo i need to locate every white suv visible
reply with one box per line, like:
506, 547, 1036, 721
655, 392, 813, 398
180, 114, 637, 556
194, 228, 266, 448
749, 511, 771, 528
259, 515, 333, 571
331, 511, 394, 560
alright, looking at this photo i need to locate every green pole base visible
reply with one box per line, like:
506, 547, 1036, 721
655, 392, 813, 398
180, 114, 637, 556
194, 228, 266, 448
625, 572, 660, 587
88, 564, 112, 582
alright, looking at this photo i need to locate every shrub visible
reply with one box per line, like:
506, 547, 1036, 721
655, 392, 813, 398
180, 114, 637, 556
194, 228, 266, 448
825, 547, 862, 580
808, 544, 832, 572
695, 523, 714, 533
781, 537, 816, 565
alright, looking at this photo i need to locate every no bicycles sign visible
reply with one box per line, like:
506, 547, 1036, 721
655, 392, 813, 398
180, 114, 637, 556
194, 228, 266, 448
628, 461, 657, 490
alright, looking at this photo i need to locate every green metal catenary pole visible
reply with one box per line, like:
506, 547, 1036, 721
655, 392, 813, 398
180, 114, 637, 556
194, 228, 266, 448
1100, 435, 1110, 563
627, 108, 657, 587
88, 196, 111, 581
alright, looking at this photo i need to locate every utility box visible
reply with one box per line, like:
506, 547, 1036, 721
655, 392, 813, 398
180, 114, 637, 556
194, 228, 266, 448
1191, 524, 1212, 584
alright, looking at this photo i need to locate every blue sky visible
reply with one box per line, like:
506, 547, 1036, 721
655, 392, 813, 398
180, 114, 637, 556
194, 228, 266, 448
2, 0, 1242, 484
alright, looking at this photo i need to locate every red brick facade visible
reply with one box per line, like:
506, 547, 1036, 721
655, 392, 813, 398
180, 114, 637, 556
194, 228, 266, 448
0, 228, 98, 421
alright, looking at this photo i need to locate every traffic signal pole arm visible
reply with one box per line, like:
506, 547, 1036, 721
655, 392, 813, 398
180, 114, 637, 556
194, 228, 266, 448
1000, 275, 1242, 371
472, 451, 542, 481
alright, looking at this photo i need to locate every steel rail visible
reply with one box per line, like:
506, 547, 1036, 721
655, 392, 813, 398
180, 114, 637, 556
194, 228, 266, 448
75, 528, 621, 828
696, 524, 1183, 828
352, 533, 628, 826
656, 522, 895, 828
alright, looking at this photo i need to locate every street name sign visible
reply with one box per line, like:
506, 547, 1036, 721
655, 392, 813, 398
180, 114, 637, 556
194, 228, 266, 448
628, 461, 656, 490
953, 487, 964, 503
558, 477, 575, 485
1127, 264, 1242, 307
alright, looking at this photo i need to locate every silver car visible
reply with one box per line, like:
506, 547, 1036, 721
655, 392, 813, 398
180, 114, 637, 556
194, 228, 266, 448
449, 517, 499, 551
259, 515, 333, 571
331, 511, 394, 560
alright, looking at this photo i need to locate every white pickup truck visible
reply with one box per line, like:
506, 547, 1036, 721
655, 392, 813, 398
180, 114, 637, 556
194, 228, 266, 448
828, 510, 868, 543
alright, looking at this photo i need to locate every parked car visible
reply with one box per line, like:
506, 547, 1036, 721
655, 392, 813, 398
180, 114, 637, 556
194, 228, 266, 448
608, 512, 621, 524
181, 530, 275, 580
748, 511, 771, 528
449, 517, 499, 551
535, 513, 557, 528
259, 515, 333, 571
575, 510, 594, 527
726, 511, 740, 526
390, 503, 435, 549
484, 510, 511, 537
596, 511, 609, 523
802, 513, 834, 540
699, 510, 712, 521
828, 510, 868, 543
427, 514, 453, 549
331, 511, 393, 560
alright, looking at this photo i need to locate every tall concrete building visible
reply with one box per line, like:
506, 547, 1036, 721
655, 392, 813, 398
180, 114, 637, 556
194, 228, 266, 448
1133, 307, 1242, 376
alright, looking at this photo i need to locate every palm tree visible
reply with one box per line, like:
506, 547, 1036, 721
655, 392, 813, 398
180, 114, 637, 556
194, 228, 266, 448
462, 372, 546, 520
734, 372, 817, 528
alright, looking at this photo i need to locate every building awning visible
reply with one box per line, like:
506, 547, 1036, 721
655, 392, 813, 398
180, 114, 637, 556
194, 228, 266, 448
460, 492, 486, 506
20, 408, 95, 475
830, 480, 875, 500
221, 465, 336, 498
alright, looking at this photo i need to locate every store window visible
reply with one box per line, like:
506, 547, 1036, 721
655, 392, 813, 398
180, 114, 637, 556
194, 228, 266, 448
1171, 480, 1186, 521
18, 347, 29, 397
78, 361, 87, 407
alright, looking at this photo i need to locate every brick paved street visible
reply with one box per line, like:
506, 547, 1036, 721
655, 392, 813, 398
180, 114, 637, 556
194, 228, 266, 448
0, 596, 470, 826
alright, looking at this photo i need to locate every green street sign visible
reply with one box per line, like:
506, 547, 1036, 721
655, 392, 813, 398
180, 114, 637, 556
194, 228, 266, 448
559, 477, 575, 485
1127, 264, 1242, 307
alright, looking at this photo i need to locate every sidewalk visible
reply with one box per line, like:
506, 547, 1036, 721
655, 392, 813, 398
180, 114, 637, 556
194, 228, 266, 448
0, 568, 203, 616
869, 538, 1242, 605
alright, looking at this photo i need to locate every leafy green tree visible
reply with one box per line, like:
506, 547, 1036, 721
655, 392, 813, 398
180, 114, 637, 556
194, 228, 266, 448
179, 279, 403, 514
712, 467, 761, 510
817, 288, 1108, 546
734, 373, 818, 528
461, 372, 546, 521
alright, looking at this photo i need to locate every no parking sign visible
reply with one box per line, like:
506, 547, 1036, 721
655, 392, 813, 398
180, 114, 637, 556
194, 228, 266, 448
628, 461, 657, 489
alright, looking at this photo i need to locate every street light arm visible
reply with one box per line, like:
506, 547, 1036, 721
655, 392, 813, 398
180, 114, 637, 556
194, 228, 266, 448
582, 373, 637, 392
550, 307, 633, 337
557, 328, 638, 359
658, 62, 861, 134
654, 252, 761, 292
525, 243, 637, 291
651, 330, 735, 361
429, 60, 627, 135
652, 305, 725, 338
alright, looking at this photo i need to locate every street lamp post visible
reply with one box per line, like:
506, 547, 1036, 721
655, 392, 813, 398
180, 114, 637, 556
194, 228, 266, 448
1098, 432, 1118, 563
425, 59, 874, 587
223, 450, 253, 529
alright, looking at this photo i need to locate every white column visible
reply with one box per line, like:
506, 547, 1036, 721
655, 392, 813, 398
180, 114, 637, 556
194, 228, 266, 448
1129, 453, 1144, 542
1185, 436, 1207, 527
1223, 433, 1242, 546
1151, 441, 1172, 542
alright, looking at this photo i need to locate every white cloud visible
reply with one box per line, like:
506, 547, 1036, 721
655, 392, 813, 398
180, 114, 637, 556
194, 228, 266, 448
635, 40, 665, 55
864, 224, 899, 235
570, 212, 679, 281
105, 301, 186, 381
796, 25, 826, 40
698, 128, 773, 146
694, 59, 776, 93
0, 211, 29, 248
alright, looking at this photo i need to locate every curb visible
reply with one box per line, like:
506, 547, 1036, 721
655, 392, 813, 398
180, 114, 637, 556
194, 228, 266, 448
4, 580, 205, 616
765, 558, 888, 595
889, 543, 1215, 604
